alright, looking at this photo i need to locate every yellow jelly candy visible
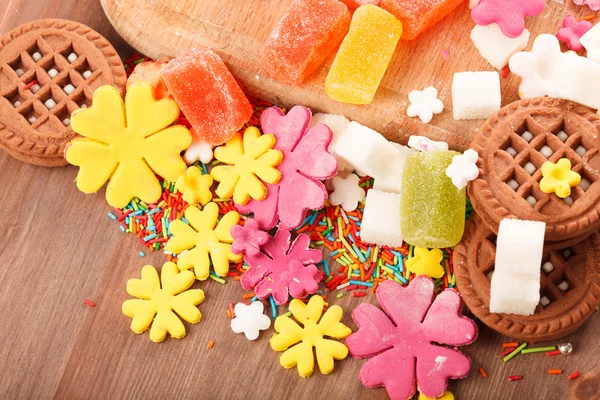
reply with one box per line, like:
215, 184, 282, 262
65, 82, 191, 208
211, 126, 283, 205
539, 158, 581, 199
176, 166, 213, 207
270, 295, 352, 378
406, 247, 445, 279
325, 5, 402, 105
122, 262, 204, 343
166, 202, 242, 280
419, 390, 454, 400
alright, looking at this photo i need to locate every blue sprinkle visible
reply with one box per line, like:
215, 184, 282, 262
148, 207, 161, 215
330, 250, 339, 257
394, 272, 408, 284
269, 296, 277, 319
130, 210, 143, 217
251, 295, 259, 302
353, 245, 366, 263
139, 251, 145, 257
349, 280, 374, 287
323, 259, 330, 276
107, 212, 117, 220
181, 217, 190, 225
365, 247, 372, 259
143, 233, 157, 242
119, 225, 126, 233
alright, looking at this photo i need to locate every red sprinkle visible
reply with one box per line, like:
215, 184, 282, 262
569, 371, 580, 380
502, 347, 516, 356
546, 350, 561, 356
352, 291, 367, 297
83, 299, 96, 307
502, 65, 510, 79
479, 367, 488, 378
508, 375, 522, 381
23, 79, 38, 91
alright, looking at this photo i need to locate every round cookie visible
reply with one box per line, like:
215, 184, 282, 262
454, 215, 600, 341
469, 97, 600, 244
0, 19, 126, 167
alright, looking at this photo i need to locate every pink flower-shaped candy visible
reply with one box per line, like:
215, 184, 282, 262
556, 15, 592, 51
346, 276, 478, 400
574, 0, 600, 11
472, 0, 545, 38
237, 106, 337, 229
231, 219, 270, 257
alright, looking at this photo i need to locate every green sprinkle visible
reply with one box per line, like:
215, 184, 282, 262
336, 292, 344, 299
504, 343, 528, 362
209, 275, 226, 284
521, 346, 556, 354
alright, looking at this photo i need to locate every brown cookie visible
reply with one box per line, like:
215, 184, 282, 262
454, 215, 600, 341
469, 97, 600, 245
0, 19, 126, 167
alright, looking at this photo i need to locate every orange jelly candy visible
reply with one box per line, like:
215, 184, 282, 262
162, 48, 253, 146
127, 60, 171, 100
262, 0, 351, 86
380, 0, 464, 40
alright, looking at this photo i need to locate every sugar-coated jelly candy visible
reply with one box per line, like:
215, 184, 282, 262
262, 0, 351, 86
162, 48, 253, 146
401, 150, 466, 248
325, 5, 402, 105
380, 0, 464, 40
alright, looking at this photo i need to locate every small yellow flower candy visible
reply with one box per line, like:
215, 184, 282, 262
418, 390, 454, 400
176, 166, 213, 207
406, 247, 445, 279
270, 295, 352, 378
539, 158, 581, 199
211, 126, 283, 205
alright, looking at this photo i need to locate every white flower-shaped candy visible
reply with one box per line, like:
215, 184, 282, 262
231, 301, 271, 340
329, 173, 365, 212
408, 135, 449, 152
406, 86, 444, 123
445, 149, 480, 190
184, 131, 214, 164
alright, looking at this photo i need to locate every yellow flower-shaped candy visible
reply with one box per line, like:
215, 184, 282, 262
65, 82, 192, 208
419, 391, 454, 400
539, 158, 581, 199
176, 166, 213, 207
211, 126, 283, 205
270, 295, 352, 378
166, 202, 242, 280
406, 247, 445, 279
122, 262, 204, 343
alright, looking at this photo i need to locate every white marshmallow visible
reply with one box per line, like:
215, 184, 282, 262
470, 24, 530, 70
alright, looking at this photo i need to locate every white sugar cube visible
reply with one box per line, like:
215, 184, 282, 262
309, 113, 352, 172
336, 121, 400, 180
580, 178, 591, 190
507, 179, 519, 190
470, 24, 530, 70
564, 196, 574, 205
521, 131, 533, 142
63, 84, 75, 95
506, 147, 517, 157
32, 52, 42, 61
490, 270, 541, 316
360, 189, 403, 247
540, 296, 550, 307
62, 118, 70, 126
542, 261, 554, 274
452, 71, 501, 120
576, 146, 587, 156
67, 52, 78, 63
373, 143, 415, 194
526, 196, 537, 206
30, 84, 40, 93
540, 145, 553, 158
83, 70, 92, 79
15, 68, 24, 77
13, 100, 21, 107
558, 281, 569, 291
48, 68, 58, 78
44, 99, 56, 109
28, 116, 37, 124
524, 162, 536, 175
581, 22, 600, 52
557, 131, 568, 141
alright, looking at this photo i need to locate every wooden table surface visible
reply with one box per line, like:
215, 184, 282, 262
1, 1, 600, 399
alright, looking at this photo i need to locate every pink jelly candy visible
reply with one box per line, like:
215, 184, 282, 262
556, 15, 592, 51
380, 0, 465, 40
262, 0, 351, 85
237, 106, 337, 229
240, 227, 323, 305
346, 276, 478, 400
162, 47, 253, 146
472, 0, 545, 38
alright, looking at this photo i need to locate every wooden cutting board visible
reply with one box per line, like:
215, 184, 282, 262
100, 0, 586, 150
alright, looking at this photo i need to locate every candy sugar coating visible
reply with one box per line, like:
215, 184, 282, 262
262, 0, 351, 86
380, 0, 464, 40
325, 5, 402, 105
401, 151, 466, 248
339, 0, 380, 8
162, 47, 253, 145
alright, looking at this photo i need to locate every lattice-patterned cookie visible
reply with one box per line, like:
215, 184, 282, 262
454, 215, 600, 341
0, 19, 126, 166
469, 97, 600, 245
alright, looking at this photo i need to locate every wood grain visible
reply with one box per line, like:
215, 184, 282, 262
102, 0, 590, 151
1, 1, 599, 400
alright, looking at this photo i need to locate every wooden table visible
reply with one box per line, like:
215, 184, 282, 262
1, 1, 599, 399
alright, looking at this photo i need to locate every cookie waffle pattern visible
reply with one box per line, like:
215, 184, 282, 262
469, 97, 600, 244
0, 19, 126, 166
454, 216, 600, 341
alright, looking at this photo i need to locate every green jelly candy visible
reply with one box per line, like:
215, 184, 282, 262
401, 150, 466, 248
